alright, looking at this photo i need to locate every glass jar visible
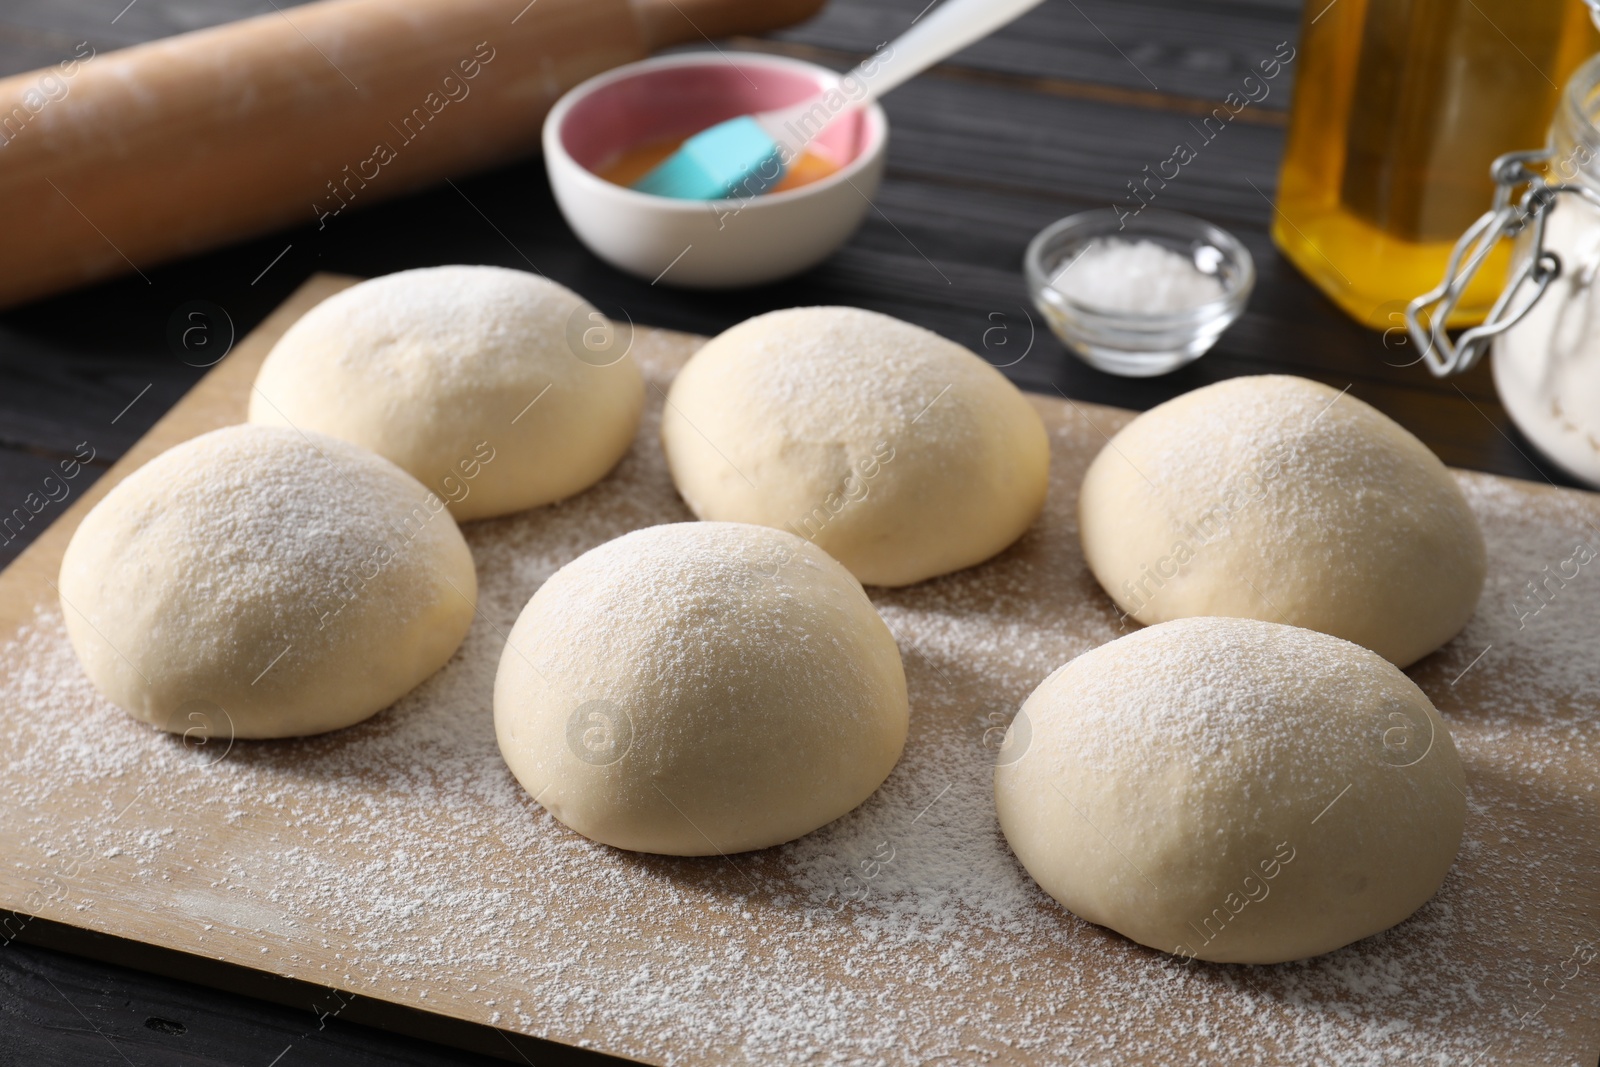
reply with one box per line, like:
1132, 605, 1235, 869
1408, 48, 1600, 487
1276, 0, 1597, 330
1493, 53, 1600, 486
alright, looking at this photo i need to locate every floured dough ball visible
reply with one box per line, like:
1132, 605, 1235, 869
661, 306, 1050, 587
249, 265, 644, 522
59, 425, 477, 739
494, 522, 908, 855
995, 617, 1466, 964
1077, 375, 1485, 666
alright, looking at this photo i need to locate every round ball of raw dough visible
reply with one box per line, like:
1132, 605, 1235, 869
59, 424, 477, 739
494, 521, 908, 855
661, 307, 1050, 587
995, 616, 1466, 964
1077, 375, 1485, 667
248, 265, 644, 522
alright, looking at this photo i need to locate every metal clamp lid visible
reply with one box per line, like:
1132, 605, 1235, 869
1405, 149, 1600, 376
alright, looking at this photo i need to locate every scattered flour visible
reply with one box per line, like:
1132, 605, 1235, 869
2, 336, 1597, 1065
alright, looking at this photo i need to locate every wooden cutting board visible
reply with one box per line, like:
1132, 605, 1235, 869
2, 274, 1597, 1066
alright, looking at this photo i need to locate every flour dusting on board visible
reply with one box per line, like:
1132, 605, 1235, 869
2, 338, 1597, 1066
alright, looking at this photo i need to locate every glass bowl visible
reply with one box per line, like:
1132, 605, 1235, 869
1024, 208, 1255, 377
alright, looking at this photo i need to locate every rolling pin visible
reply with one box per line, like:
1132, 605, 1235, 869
0, 0, 825, 309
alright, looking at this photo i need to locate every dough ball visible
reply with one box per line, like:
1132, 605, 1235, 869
995, 617, 1466, 964
494, 521, 908, 855
59, 425, 477, 739
249, 265, 644, 522
661, 306, 1049, 587
1077, 375, 1485, 667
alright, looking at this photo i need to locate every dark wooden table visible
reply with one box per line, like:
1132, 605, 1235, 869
0, 1, 1585, 1063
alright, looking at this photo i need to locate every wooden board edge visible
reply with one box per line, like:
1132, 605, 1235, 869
0, 274, 359, 641
3, 911, 635, 1066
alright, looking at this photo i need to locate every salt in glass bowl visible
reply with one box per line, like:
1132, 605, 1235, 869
1024, 208, 1254, 377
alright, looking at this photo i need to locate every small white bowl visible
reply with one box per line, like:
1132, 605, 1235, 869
543, 51, 889, 289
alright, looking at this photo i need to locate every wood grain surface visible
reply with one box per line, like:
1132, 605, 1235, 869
3, 274, 1598, 1066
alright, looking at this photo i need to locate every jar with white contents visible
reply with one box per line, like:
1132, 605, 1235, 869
1409, 6, 1600, 488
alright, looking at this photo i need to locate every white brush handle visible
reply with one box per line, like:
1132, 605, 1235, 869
852, 0, 1049, 101
759, 0, 1047, 158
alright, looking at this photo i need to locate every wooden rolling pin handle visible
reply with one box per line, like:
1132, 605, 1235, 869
0, 0, 825, 310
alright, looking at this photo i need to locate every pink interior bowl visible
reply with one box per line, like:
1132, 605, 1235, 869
543, 51, 889, 288
559, 57, 873, 177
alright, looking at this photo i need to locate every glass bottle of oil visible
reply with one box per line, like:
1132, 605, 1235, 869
1274, 0, 1597, 329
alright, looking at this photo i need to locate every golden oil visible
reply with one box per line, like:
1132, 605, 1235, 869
1274, 0, 1597, 329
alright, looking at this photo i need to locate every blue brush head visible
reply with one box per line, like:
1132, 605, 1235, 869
632, 116, 787, 201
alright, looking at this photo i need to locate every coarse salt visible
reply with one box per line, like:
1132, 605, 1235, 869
1051, 237, 1226, 314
